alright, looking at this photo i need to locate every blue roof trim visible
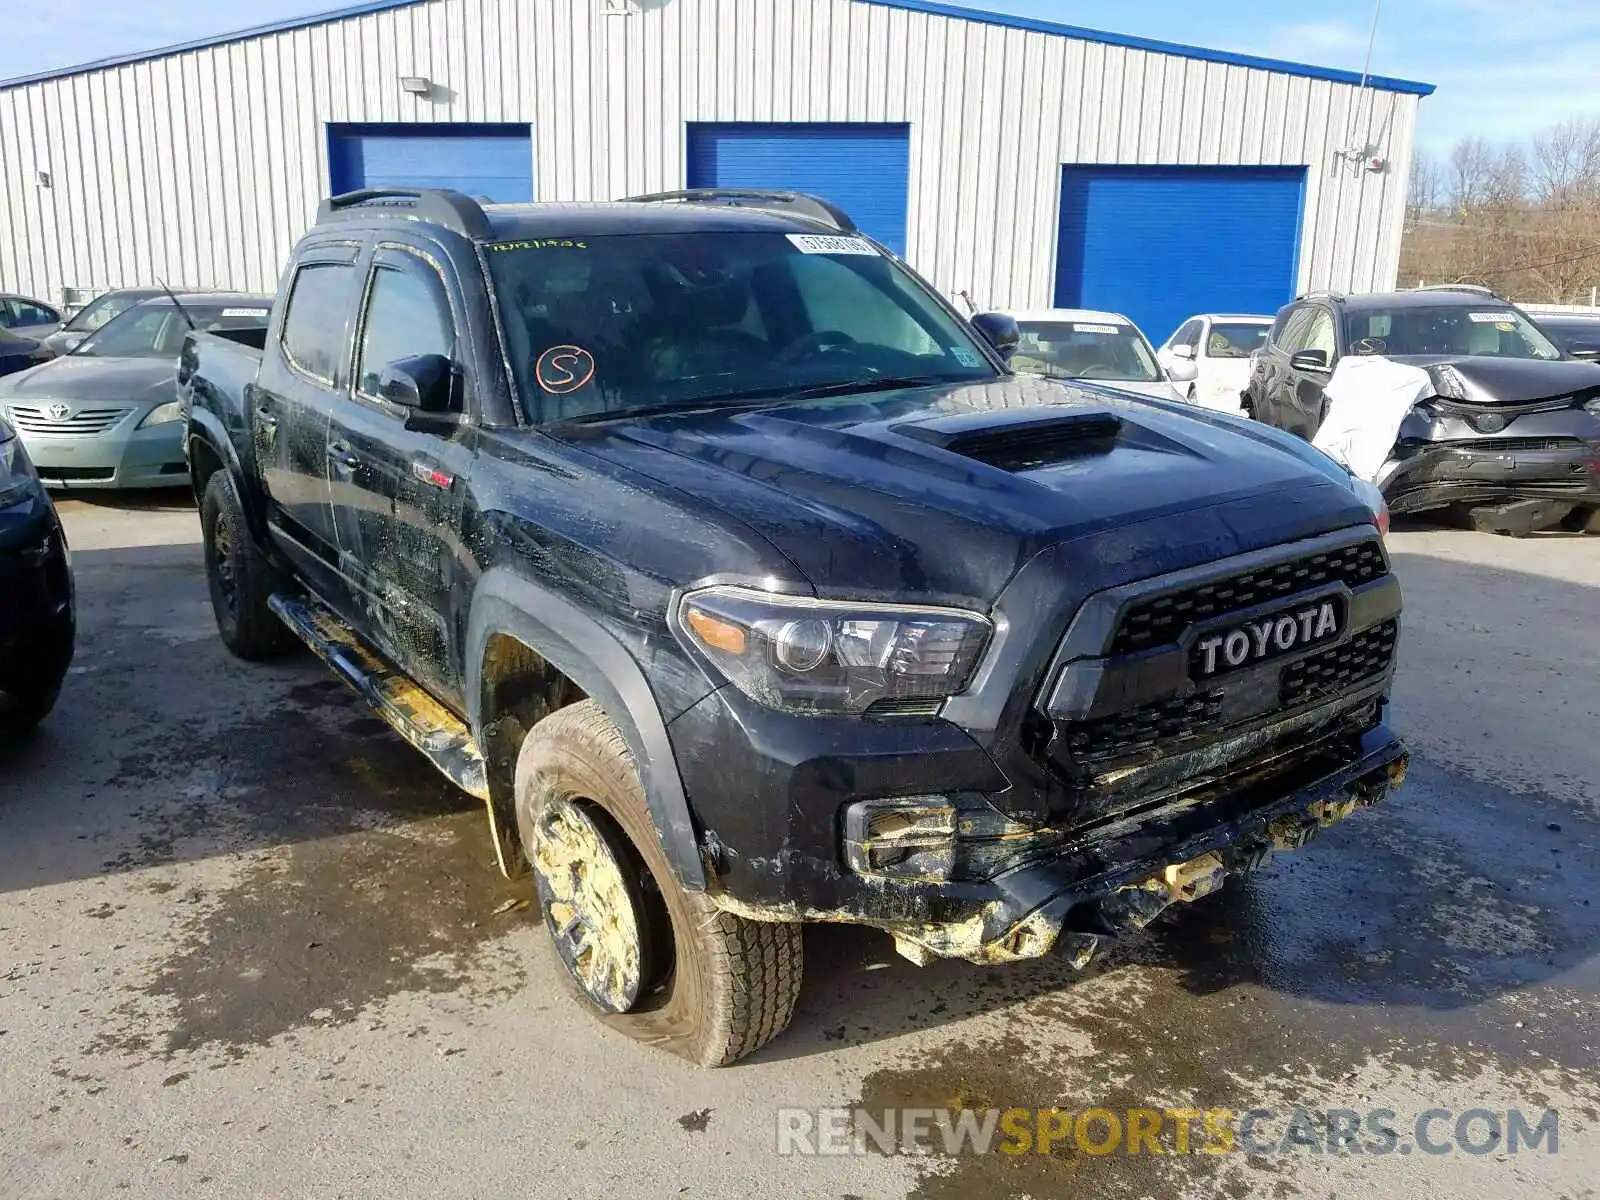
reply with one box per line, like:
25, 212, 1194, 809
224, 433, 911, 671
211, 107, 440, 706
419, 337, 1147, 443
0, 0, 426, 90
1, 0, 1435, 98
858, 0, 1436, 96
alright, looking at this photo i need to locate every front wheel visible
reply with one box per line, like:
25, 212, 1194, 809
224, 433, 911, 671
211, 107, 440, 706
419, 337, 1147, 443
514, 701, 804, 1066
1, 678, 63, 737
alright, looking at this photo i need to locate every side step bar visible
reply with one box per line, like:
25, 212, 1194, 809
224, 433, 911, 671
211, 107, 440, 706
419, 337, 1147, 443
269, 592, 490, 802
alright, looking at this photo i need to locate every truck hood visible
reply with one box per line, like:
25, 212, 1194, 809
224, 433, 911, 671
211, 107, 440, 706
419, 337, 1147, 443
0, 354, 176, 409
551, 376, 1373, 606
1386, 354, 1600, 406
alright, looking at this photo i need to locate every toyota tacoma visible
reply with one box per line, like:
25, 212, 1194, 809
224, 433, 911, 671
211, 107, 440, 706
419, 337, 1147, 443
181, 187, 1408, 1065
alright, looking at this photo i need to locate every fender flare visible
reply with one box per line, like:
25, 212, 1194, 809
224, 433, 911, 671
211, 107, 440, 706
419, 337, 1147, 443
185, 409, 272, 549
464, 568, 708, 891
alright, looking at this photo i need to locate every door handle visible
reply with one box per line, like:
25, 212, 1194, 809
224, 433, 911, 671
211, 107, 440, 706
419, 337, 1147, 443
255, 405, 278, 428
327, 441, 360, 469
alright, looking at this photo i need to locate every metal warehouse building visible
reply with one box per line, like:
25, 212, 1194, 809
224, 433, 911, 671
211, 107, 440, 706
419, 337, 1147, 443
0, 0, 1432, 339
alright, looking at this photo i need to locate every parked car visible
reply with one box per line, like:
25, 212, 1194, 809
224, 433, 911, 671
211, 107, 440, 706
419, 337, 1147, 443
1005, 308, 1196, 401
1244, 288, 1600, 531
42, 287, 170, 355
0, 294, 62, 340
0, 293, 270, 489
0, 413, 75, 735
1157, 313, 1272, 413
183, 186, 1406, 1066
0, 328, 54, 380
1524, 311, 1600, 361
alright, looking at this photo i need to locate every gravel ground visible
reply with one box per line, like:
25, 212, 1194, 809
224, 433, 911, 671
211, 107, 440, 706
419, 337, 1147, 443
1, 495, 1596, 1200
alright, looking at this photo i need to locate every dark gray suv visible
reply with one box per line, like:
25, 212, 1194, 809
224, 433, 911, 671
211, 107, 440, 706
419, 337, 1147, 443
1245, 288, 1600, 530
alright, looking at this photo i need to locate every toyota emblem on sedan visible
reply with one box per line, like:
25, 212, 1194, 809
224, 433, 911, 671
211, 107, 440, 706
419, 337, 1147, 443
47, 403, 71, 421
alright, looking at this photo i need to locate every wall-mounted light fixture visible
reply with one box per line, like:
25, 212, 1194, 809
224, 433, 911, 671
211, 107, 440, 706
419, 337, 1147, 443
36, 170, 52, 189
400, 76, 432, 95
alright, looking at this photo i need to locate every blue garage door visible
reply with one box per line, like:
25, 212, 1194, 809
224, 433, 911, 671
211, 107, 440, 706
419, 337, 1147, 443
1055, 165, 1306, 343
686, 123, 911, 255
328, 123, 533, 202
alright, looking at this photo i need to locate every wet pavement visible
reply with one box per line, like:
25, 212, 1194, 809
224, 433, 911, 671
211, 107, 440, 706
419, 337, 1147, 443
1, 495, 1596, 1199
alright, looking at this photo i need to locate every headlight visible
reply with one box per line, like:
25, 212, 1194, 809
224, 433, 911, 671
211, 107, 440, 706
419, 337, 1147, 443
1585, 397, 1600, 417
676, 586, 992, 715
139, 400, 184, 428
0, 430, 40, 507
1348, 475, 1390, 537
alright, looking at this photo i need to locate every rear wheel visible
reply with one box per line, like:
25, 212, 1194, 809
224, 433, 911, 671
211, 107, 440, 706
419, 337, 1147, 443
201, 472, 296, 661
515, 701, 803, 1066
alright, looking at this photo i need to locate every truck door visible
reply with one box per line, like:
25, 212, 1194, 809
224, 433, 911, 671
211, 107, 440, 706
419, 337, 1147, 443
253, 246, 363, 597
326, 245, 473, 711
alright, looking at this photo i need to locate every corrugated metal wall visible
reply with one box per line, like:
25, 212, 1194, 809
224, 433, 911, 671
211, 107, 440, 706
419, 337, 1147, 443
0, 0, 1420, 311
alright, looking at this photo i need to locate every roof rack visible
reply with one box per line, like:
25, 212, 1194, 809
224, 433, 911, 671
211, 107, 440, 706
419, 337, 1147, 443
1293, 290, 1346, 303
315, 188, 494, 240
618, 189, 858, 235
1413, 283, 1500, 298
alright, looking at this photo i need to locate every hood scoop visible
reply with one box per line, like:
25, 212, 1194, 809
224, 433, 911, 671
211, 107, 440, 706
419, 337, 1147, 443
893, 409, 1123, 471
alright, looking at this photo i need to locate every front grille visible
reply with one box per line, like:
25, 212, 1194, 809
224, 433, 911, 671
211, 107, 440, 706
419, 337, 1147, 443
7, 404, 131, 435
1280, 621, 1398, 708
1109, 540, 1386, 655
1061, 691, 1226, 765
36, 465, 115, 482
1445, 437, 1585, 453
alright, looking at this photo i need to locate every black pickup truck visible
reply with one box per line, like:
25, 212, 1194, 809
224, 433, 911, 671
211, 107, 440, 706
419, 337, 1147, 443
180, 187, 1408, 1066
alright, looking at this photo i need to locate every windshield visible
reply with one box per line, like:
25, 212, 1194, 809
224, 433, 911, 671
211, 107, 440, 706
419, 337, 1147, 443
63, 291, 149, 334
1010, 320, 1161, 382
484, 232, 997, 422
1206, 322, 1269, 359
1343, 305, 1563, 361
73, 301, 270, 359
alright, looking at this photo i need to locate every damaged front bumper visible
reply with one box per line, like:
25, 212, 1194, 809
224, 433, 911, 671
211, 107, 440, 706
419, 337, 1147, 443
1379, 433, 1600, 517
707, 721, 1408, 968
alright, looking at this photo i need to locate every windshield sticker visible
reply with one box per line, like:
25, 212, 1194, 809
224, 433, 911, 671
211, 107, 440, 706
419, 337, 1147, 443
786, 234, 879, 256
536, 345, 597, 394
491, 238, 588, 252
1467, 311, 1512, 323
1072, 323, 1122, 335
221, 307, 269, 318
950, 345, 981, 367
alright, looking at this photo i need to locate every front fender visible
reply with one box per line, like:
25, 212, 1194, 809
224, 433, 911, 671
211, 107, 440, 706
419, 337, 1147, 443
464, 568, 708, 891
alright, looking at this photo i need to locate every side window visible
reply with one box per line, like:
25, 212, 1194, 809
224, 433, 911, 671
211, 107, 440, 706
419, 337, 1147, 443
355, 264, 457, 404
1303, 309, 1337, 360
19, 302, 58, 325
1169, 320, 1202, 351
0, 300, 16, 328
1276, 307, 1314, 354
281, 262, 358, 383
788, 256, 940, 356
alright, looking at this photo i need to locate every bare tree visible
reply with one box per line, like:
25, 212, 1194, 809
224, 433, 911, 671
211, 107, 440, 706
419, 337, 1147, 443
1530, 117, 1600, 205
1448, 137, 1493, 211
1406, 149, 1441, 226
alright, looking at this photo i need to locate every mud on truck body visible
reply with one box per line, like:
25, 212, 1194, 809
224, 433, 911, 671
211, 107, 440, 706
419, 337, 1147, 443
179, 187, 1408, 1066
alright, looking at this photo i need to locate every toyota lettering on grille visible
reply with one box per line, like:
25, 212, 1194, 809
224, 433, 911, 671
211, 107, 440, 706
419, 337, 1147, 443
1193, 600, 1343, 678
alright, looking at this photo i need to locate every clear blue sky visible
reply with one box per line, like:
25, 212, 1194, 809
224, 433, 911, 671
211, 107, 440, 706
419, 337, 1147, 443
4, 0, 1597, 153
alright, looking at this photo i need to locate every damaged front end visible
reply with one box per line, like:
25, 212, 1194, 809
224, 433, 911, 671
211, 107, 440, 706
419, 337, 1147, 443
709, 719, 1407, 969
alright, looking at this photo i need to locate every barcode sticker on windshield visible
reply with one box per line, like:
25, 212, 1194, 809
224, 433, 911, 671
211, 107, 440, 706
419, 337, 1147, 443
786, 234, 879, 256
1468, 311, 1512, 323
1073, 323, 1122, 335
222, 308, 269, 318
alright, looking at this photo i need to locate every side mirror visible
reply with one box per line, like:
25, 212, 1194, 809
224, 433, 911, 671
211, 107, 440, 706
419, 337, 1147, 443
970, 312, 1021, 361
377, 353, 455, 414
1166, 358, 1199, 383
1567, 342, 1600, 362
1290, 348, 1331, 373
1170, 344, 1196, 360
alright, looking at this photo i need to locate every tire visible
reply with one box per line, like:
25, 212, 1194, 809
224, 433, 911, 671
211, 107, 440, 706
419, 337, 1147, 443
1240, 392, 1257, 420
201, 472, 296, 661
514, 700, 803, 1067
1, 678, 63, 737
